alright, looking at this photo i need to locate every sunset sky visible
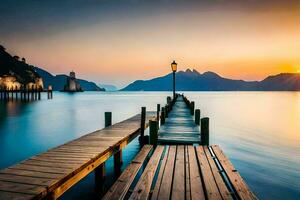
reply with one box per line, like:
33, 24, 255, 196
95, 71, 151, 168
1, 0, 300, 87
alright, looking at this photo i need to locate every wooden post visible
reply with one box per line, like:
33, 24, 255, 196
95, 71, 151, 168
201, 117, 209, 145
38, 87, 41, 100
48, 85, 53, 99
21, 87, 24, 101
34, 86, 37, 100
139, 107, 146, 145
156, 104, 160, 126
27, 87, 30, 101
31, 85, 34, 100
114, 149, 122, 176
195, 109, 200, 125
165, 105, 169, 118
161, 107, 165, 125
190, 101, 195, 115
95, 111, 112, 191
167, 96, 171, 105
95, 163, 105, 192
149, 120, 158, 145
105, 112, 112, 127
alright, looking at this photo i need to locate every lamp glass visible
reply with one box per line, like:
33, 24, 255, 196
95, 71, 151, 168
171, 61, 177, 72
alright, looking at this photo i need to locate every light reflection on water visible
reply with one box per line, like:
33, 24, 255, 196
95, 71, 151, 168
0, 91, 299, 199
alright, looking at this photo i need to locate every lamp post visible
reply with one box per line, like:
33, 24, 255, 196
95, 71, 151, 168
171, 60, 177, 99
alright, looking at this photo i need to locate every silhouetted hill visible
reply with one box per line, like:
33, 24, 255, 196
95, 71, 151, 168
35, 67, 105, 91
0, 45, 40, 84
121, 69, 300, 91
98, 84, 118, 91
258, 73, 300, 90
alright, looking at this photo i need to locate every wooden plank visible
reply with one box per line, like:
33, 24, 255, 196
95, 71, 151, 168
203, 146, 232, 200
31, 156, 89, 164
211, 145, 257, 200
196, 146, 222, 200
22, 159, 79, 169
151, 146, 169, 200
0, 180, 45, 196
188, 146, 205, 200
129, 146, 165, 200
103, 145, 153, 200
1, 168, 63, 179
42, 151, 96, 159
0, 173, 55, 186
185, 146, 191, 200
10, 164, 70, 174
0, 191, 34, 200
171, 145, 185, 200
52, 146, 106, 154
154, 145, 176, 199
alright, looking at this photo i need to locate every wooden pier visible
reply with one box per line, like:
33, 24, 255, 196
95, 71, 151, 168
158, 95, 200, 144
0, 85, 53, 101
0, 94, 256, 200
0, 111, 156, 199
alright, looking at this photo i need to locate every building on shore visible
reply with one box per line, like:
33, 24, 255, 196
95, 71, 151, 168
0, 75, 43, 90
63, 71, 83, 92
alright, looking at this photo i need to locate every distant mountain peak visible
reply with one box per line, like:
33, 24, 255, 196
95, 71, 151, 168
202, 71, 220, 78
192, 69, 201, 75
185, 68, 193, 73
183, 68, 201, 76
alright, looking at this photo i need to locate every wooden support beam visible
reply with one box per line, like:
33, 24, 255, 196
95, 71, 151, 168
139, 107, 147, 145
105, 112, 112, 127
114, 149, 122, 176
95, 162, 105, 192
38, 88, 41, 100
149, 120, 158, 145
157, 104, 160, 125
201, 117, 209, 145
195, 109, 200, 125
165, 105, 169, 118
190, 101, 195, 115
140, 107, 146, 138
161, 107, 165, 125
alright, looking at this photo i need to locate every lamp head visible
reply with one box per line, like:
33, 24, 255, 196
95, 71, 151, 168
171, 60, 177, 72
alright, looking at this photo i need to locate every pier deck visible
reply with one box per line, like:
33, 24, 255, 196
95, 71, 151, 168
0, 112, 156, 200
104, 145, 257, 200
158, 95, 200, 144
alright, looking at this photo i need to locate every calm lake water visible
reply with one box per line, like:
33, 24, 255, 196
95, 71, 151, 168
0, 92, 299, 199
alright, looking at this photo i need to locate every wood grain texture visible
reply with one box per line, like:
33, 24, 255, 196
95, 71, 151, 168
212, 145, 257, 200
196, 146, 223, 200
103, 145, 153, 200
129, 146, 164, 200
171, 145, 185, 200
188, 146, 205, 200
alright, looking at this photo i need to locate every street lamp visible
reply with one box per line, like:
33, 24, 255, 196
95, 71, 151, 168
171, 60, 177, 99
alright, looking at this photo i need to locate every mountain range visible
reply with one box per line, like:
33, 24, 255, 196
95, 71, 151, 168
35, 67, 105, 91
121, 69, 300, 91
